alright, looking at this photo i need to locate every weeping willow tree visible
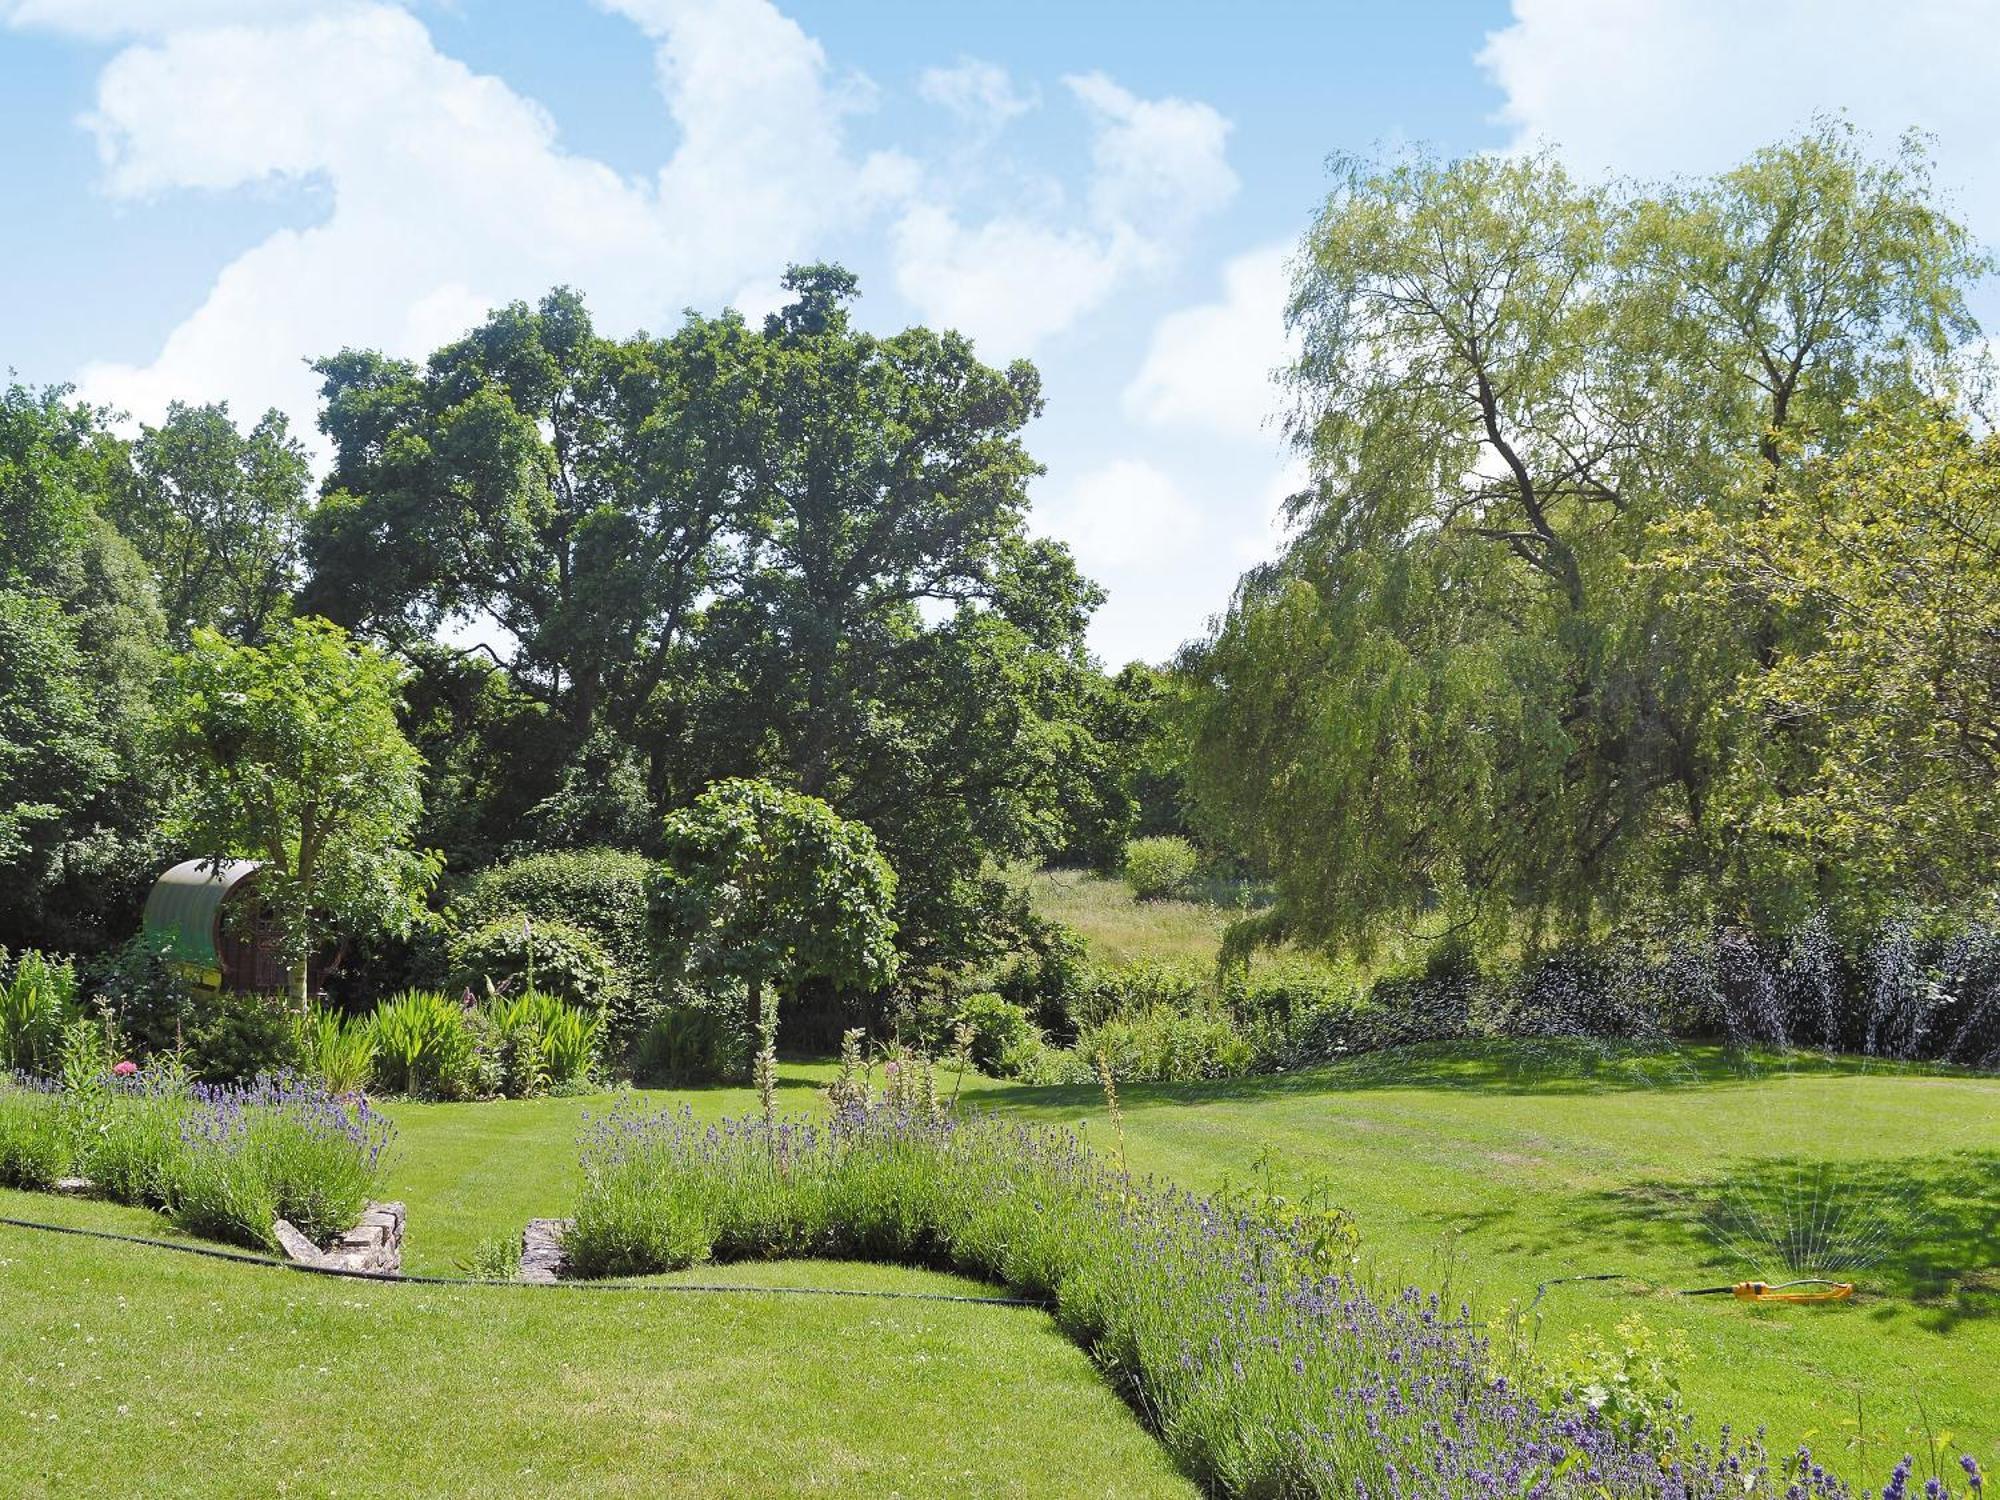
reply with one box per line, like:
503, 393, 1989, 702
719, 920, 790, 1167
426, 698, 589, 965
1186, 122, 1986, 960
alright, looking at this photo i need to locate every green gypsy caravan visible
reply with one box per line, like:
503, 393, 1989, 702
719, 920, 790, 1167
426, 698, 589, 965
140, 859, 289, 994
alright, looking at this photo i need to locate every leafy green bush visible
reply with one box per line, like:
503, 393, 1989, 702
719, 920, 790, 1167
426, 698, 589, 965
1070, 958, 1209, 1030
174, 991, 303, 1084
1121, 835, 1200, 901
295, 1005, 376, 1095
0, 949, 79, 1075
952, 991, 1038, 1074
634, 993, 747, 1085
448, 848, 657, 1054
1077, 1006, 1255, 1083
448, 915, 621, 1014
366, 990, 478, 1099
450, 848, 651, 970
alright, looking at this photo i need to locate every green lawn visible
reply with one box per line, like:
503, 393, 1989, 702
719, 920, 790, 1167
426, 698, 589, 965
0, 1184, 1189, 1498
3, 1046, 1993, 1492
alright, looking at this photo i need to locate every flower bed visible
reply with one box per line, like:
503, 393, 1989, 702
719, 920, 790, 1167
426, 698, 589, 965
0, 1067, 392, 1250
567, 1095, 1976, 1499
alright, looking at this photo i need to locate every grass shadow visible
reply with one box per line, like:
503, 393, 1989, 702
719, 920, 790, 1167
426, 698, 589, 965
1558, 1152, 1999, 1331
972, 1041, 1954, 1112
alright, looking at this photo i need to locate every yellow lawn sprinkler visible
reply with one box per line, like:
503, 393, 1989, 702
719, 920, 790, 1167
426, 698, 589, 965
1524, 1272, 1857, 1315
1679, 1278, 1855, 1304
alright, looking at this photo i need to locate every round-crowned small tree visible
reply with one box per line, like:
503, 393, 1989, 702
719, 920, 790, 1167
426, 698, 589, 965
648, 779, 898, 1079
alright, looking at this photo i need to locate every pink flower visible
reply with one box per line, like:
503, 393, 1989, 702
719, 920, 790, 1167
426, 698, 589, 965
112, 1060, 138, 1077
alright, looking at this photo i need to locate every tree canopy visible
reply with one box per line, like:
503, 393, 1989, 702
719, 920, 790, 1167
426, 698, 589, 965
305, 267, 1128, 968
156, 617, 441, 1001
648, 777, 898, 1044
1185, 122, 1990, 956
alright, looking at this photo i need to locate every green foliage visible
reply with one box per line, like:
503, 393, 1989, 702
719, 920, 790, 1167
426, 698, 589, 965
156, 616, 442, 1001
450, 847, 651, 971
294, 1005, 377, 1096
365, 990, 477, 1099
0, 949, 79, 1075
633, 995, 747, 1085
303, 272, 1125, 974
89, 933, 303, 1085
0, 384, 167, 953
1661, 406, 2000, 918
1188, 124, 1990, 959
123, 401, 312, 645
650, 778, 899, 1051
1122, 835, 1200, 902
1534, 1314, 1691, 1442
951, 991, 1038, 1074
0, 1081, 69, 1188
447, 914, 621, 1014
473, 989, 601, 1097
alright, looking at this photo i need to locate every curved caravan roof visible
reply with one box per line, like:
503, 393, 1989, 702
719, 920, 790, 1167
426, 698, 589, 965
141, 859, 264, 968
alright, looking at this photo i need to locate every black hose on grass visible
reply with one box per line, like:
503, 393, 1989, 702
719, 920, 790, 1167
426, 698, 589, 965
0, 1214, 1049, 1308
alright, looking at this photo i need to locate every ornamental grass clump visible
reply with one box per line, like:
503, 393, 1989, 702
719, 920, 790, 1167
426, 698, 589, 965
566, 1092, 1971, 1499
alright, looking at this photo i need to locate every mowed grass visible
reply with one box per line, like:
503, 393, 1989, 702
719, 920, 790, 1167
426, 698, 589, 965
3, 1030, 1993, 1488
0, 1183, 1191, 1499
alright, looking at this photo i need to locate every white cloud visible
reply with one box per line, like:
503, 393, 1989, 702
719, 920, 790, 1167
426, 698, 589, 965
1065, 70, 1235, 243
890, 70, 1238, 357
62, 0, 907, 438
1478, 0, 2000, 235
889, 205, 1126, 355
919, 56, 1036, 129
1124, 242, 1291, 439
1040, 457, 1201, 570
0, 0, 362, 39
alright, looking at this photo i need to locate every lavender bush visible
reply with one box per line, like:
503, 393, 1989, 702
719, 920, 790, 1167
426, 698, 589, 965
0, 1067, 391, 1250
165, 1074, 394, 1246
567, 1094, 1973, 1499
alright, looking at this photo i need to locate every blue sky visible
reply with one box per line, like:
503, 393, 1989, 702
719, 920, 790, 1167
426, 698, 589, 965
4, 1, 1998, 664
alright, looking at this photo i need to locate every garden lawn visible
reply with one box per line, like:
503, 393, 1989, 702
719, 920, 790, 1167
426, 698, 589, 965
0, 1187, 1191, 1499
978, 1045, 2000, 1478
4, 1049, 1992, 1492
307, 1049, 2000, 1477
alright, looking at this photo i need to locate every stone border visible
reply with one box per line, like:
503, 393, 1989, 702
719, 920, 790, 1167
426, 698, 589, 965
274, 1200, 404, 1275
519, 1218, 571, 1283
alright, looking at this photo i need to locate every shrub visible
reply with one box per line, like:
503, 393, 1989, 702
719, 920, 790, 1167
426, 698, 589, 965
172, 991, 302, 1085
162, 1075, 394, 1247
366, 990, 478, 1099
295, 1006, 377, 1096
952, 991, 1038, 1074
564, 1098, 1945, 1499
1075, 1006, 1255, 1083
1121, 835, 1199, 901
980, 919, 1091, 1038
0, 949, 80, 1075
0, 1075, 69, 1188
634, 996, 746, 1085
448, 915, 622, 1015
448, 848, 657, 1053
0, 1066, 390, 1251
450, 848, 652, 971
